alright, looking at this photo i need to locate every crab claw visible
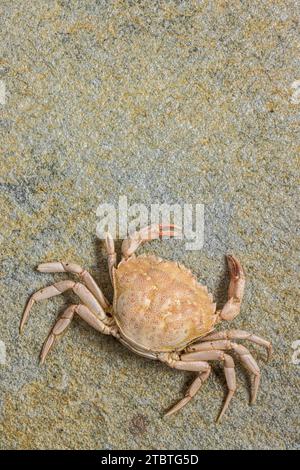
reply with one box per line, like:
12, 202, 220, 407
219, 255, 245, 322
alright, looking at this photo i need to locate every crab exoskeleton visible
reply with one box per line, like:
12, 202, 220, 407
21, 224, 272, 422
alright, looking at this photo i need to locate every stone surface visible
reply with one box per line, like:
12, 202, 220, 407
0, 0, 299, 450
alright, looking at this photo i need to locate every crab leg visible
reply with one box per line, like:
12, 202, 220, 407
165, 369, 211, 417
218, 255, 245, 321
37, 262, 110, 310
159, 353, 213, 417
122, 224, 181, 259
180, 350, 237, 422
187, 340, 261, 404
199, 329, 273, 361
40, 304, 119, 363
105, 232, 117, 281
20, 280, 110, 333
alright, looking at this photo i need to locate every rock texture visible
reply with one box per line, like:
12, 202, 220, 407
0, 0, 299, 450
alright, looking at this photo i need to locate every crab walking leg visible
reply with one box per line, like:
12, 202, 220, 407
37, 262, 109, 310
20, 280, 110, 333
218, 255, 246, 321
187, 340, 261, 404
122, 224, 181, 259
198, 329, 273, 361
180, 350, 237, 422
40, 304, 119, 363
105, 232, 117, 281
159, 353, 211, 416
165, 369, 211, 417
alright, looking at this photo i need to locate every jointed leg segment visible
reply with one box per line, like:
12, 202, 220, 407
37, 262, 110, 309
182, 350, 237, 421
20, 279, 111, 333
201, 329, 273, 361
161, 323, 270, 421
160, 351, 236, 422
40, 303, 119, 364
20, 258, 118, 364
187, 339, 262, 405
165, 369, 211, 417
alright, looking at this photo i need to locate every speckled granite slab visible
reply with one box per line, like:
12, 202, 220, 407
0, 0, 299, 449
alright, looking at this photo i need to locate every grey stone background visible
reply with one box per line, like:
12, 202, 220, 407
0, 0, 299, 450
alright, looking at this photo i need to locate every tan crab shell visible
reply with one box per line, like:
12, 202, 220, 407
113, 254, 217, 352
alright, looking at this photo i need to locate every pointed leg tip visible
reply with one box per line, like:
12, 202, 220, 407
164, 409, 174, 418
39, 353, 46, 365
250, 375, 260, 404
250, 392, 257, 405
216, 410, 225, 424
40, 346, 51, 364
40, 344, 50, 365
250, 394, 257, 405
267, 346, 273, 362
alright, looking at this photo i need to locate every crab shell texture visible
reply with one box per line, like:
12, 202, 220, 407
112, 254, 217, 352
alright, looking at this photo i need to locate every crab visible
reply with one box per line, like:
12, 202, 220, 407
20, 224, 272, 422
